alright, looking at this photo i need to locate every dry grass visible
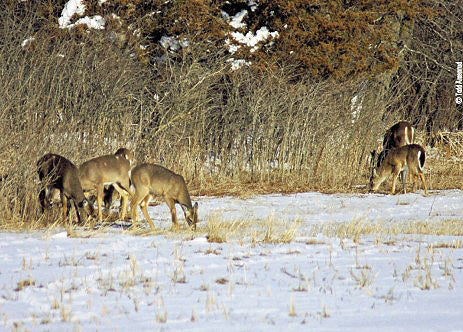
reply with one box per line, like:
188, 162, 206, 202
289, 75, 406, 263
12, 203, 463, 244
310, 220, 463, 240
63, 215, 463, 245
204, 215, 301, 244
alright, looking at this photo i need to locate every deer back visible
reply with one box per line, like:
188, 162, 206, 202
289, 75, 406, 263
79, 154, 131, 186
37, 153, 86, 205
132, 163, 193, 208
383, 121, 414, 150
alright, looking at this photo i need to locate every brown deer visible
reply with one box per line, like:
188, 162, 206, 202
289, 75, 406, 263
383, 121, 414, 150
130, 163, 198, 229
37, 153, 92, 224
79, 148, 134, 222
371, 121, 414, 193
370, 144, 427, 195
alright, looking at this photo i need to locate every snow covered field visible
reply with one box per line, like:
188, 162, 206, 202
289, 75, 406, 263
1, 190, 463, 331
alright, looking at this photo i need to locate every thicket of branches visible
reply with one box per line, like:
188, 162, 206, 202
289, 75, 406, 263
387, 0, 463, 133
60, 0, 460, 132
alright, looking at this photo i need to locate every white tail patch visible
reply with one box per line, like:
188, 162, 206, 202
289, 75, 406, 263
417, 150, 423, 171
404, 125, 415, 145
405, 127, 410, 145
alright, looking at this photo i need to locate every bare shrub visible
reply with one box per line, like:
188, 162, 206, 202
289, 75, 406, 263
0, 4, 149, 228
138, 51, 386, 194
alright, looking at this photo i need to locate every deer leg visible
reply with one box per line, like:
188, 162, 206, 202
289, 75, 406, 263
391, 167, 401, 195
419, 173, 428, 195
411, 174, 417, 192
112, 183, 129, 220
62, 193, 68, 222
121, 192, 128, 220
130, 196, 140, 225
96, 184, 104, 221
141, 195, 155, 229
131, 187, 148, 226
38, 188, 48, 213
402, 164, 409, 194
73, 200, 84, 225
165, 197, 178, 228
400, 169, 408, 194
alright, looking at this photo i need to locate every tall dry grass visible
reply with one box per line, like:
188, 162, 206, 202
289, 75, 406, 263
0, 4, 148, 228
0, 2, 459, 230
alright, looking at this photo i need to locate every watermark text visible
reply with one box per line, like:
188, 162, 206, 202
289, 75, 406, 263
456, 61, 462, 104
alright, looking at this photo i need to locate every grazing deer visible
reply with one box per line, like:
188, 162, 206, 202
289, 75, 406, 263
37, 153, 92, 224
383, 121, 414, 151
79, 148, 134, 222
371, 121, 415, 192
370, 144, 427, 195
130, 163, 198, 229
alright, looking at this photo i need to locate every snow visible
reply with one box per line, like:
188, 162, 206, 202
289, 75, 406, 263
56, 0, 275, 69
227, 58, 251, 70
221, 3, 279, 69
58, 0, 86, 28
228, 27, 279, 54
225, 26, 279, 69
222, 10, 248, 29
21, 37, 35, 48
59, 0, 105, 30
1, 190, 463, 330
67, 16, 106, 30
160, 36, 190, 51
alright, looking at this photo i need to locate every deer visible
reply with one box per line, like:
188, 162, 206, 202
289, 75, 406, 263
370, 121, 414, 193
370, 144, 427, 195
37, 153, 92, 224
79, 148, 134, 222
130, 163, 198, 229
383, 121, 415, 150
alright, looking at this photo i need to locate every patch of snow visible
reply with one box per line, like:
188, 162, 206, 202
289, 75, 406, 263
227, 58, 251, 70
248, 0, 258, 12
58, 0, 86, 28
160, 36, 189, 51
221, 1, 278, 69
67, 15, 106, 30
222, 9, 248, 29
224, 38, 240, 54
50, 232, 68, 239
1, 191, 463, 330
59, 0, 105, 29
21, 37, 35, 48
229, 27, 279, 53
